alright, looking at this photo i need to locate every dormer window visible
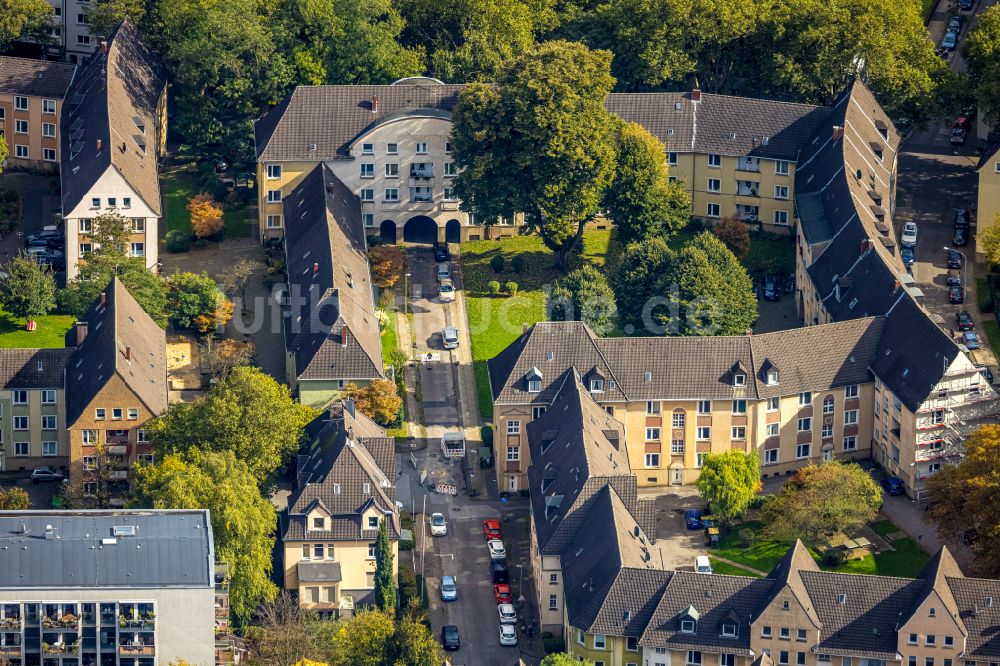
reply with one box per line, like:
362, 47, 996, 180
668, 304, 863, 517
590, 379, 604, 392
721, 622, 738, 638
528, 380, 541, 393
679, 605, 700, 634
313, 517, 325, 529
768, 370, 778, 385
681, 619, 696, 634
734, 373, 746, 387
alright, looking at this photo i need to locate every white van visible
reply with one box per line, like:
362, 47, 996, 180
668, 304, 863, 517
437, 262, 451, 282
695, 555, 713, 574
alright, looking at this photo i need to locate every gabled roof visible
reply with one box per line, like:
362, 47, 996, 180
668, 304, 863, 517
283, 164, 383, 383
60, 19, 166, 216
755, 540, 822, 628
284, 402, 398, 542
0, 56, 76, 98
0, 349, 73, 388
976, 140, 1000, 171
946, 575, 1000, 657
526, 372, 635, 555
65, 277, 167, 425
904, 545, 965, 630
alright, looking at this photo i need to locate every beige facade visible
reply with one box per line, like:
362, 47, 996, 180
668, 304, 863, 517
975, 148, 1000, 263
0, 386, 69, 473
0, 92, 63, 171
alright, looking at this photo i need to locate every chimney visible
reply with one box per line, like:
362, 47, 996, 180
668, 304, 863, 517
313, 262, 319, 274
99, 292, 106, 307
344, 398, 356, 418
100, 40, 108, 55
74, 321, 88, 346
372, 95, 378, 113
691, 86, 701, 102
44, 525, 56, 540
341, 324, 348, 347
522, 322, 528, 335
96, 139, 102, 153
832, 126, 844, 141
124, 346, 131, 361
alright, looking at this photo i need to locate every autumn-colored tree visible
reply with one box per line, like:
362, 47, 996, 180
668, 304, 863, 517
368, 245, 404, 288
343, 380, 403, 426
204, 338, 256, 379
188, 193, 224, 238
0, 487, 29, 509
714, 214, 750, 259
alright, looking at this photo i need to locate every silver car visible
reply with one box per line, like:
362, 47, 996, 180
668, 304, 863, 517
441, 326, 459, 350
440, 575, 457, 602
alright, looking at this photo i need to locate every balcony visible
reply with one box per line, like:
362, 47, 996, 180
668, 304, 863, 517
119, 644, 155, 656
110, 470, 128, 480
737, 157, 761, 173
736, 204, 759, 223
736, 181, 760, 197
106, 444, 127, 455
41, 615, 79, 629
409, 164, 434, 180
42, 641, 80, 656
106, 433, 129, 444
0, 644, 21, 656
0, 617, 19, 630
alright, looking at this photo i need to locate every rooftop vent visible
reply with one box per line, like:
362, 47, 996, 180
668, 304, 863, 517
308, 143, 317, 151
762, 136, 770, 145
837, 594, 846, 605
546, 351, 554, 361
986, 597, 993, 608
644, 371, 652, 382
675, 102, 682, 111
624, 610, 632, 622
112, 525, 137, 537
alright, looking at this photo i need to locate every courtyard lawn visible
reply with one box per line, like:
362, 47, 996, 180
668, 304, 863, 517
161, 167, 251, 239
823, 538, 930, 578
0, 310, 73, 348
709, 558, 764, 578
714, 521, 791, 573
870, 519, 899, 537
461, 230, 614, 418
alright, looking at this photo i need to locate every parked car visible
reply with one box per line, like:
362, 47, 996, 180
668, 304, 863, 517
441, 625, 460, 651
900, 222, 918, 247
487, 539, 507, 561
955, 115, 972, 131
949, 285, 964, 304
960, 0, 974, 10
956, 311, 974, 331
491, 560, 509, 584
947, 249, 963, 269
430, 512, 447, 536
483, 518, 503, 541
498, 603, 517, 625
948, 15, 962, 31
695, 555, 713, 574
881, 476, 904, 495
685, 508, 703, 530
441, 326, 459, 350
964, 331, 980, 350
946, 270, 962, 287
955, 209, 971, 229
980, 366, 995, 384
439, 279, 455, 303
962, 104, 978, 120
214, 158, 229, 173
499, 623, 518, 647
433, 242, 450, 262
950, 127, 968, 144
30, 466, 64, 483
436, 262, 451, 282
941, 30, 958, 50
440, 575, 457, 602
493, 583, 512, 604
762, 274, 780, 301
953, 227, 969, 247
901, 246, 915, 268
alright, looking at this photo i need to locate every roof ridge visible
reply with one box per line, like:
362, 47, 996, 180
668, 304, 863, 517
698, 90, 823, 111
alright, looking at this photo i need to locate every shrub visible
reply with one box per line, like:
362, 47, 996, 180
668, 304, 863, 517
490, 253, 505, 273
510, 255, 526, 273
165, 230, 190, 253
367, 234, 383, 248
223, 190, 243, 211
739, 528, 755, 548
542, 633, 566, 654
194, 238, 208, 248
487, 280, 501, 295
820, 548, 846, 567
505, 281, 518, 296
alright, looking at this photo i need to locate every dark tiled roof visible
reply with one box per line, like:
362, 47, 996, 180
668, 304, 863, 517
284, 403, 398, 542
584, 567, 672, 637
607, 92, 830, 160
526, 372, 636, 555
65, 277, 167, 425
283, 164, 383, 382
297, 561, 342, 583
60, 19, 166, 216
0, 349, 72, 388
976, 140, 1000, 171
750, 318, 882, 398
948, 576, 1000, 657
255, 83, 463, 161
640, 571, 772, 653
0, 56, 76, 98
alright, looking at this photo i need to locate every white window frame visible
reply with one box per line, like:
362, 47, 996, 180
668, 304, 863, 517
708, 178, 721, 193
266, 164, 282, 179
774, 185, 789, 199
776, 160, 790, 175
507, 420, 521, 434
672, 412, 685, 428
708, 154, 721, 167
797, 417, 811, 432
697, 400, 711, 414
799, 392, 812, 405
646, 427, 661, 441
765, 423, 779, 437
845, 384, 858, 399
360, 188, 374, 202
764, 449, 778, 465
43, 99, 56, 114
267, 189, 282, 203
646, 401, 661, 415
41, 390, 56, 404
767, 397, 779, 411
796, 443, 811, 459
697, 426, 711, 441
14, 96, 28, 111
707, 203, 721, 218
844, 410, 858, 425
360, 163, 374, 178
385, 163, 399, 177
416, 142, 428, 154
384, 188, 399, 202
266, 215, 282, 229
644, 453, 661, 468
42, 441, 57, 456
774, 210, 789, 225
843, 435, 857, 451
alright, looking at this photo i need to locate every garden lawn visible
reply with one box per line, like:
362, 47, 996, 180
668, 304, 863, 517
714, 521, 790, 573
379, 311, 407, 439
870, 519, 899, 537
0, 310, 73, 348
983, 320, 1000, 357
462, 230, 613, 418
161, 167, 251, 238
822, 538, 930, 578
709, 558, 763, 578
744, 231, 796, 278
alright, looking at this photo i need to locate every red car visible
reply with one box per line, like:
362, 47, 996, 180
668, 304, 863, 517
483, 518, 503, 541
494, 583, 512, 605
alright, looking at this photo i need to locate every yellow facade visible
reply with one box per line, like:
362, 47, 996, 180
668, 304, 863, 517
257, 160, 318, 240
976, 152, 1000, 263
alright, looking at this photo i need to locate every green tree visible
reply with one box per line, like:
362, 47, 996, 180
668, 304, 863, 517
613, 236, 673, 334
542, 654, 594, 666
84, 0, 145, 39
927, 425, 1000, 576
87, 212, 132, 263
761, 461, 882, 545
0, 136, 7, 173
0, 0, 53, 50
148, 366, 317, 485
330, 608, 395, 666
165, 271, 233, 332
0, 487, 30, 510
550, 264, 618, 334
604, 121, 690, 243
59, 260, 167, 326
963, 5, 1000, 125
373, 519, 396, 612
658, 232, 756, 336
393, 613, 445, 666
696, 451, 761, 525
451, 41, 617, 270
979, 213, 1000, 266
132, 448, 278, 625
0, 252, 56, 323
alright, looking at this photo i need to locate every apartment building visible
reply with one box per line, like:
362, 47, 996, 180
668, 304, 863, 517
975, 141, 999, 264
282, 401, 399, 616
65, 277, 167, 504
0, 56, 77, 171
0, 509, 219, 665
60, 19, 167, 280
0, 349, 73, 473
281, 164, 384, 407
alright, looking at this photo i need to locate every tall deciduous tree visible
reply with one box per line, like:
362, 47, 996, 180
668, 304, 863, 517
979, 213, 1000, 267
451, 41, 618, 270
613, 236, 673, 334
0, 136, 7, 173
166, 271, 233, 332
927, 425, 1000, 576
368, 245, 404, 288
216, 256, 261, 307
550, 264, 618, 334
88, 212, 133, 263
132, 448, 278, 625
330, 609, 395, 666
343, 380, 402, 426
148, 366, 317, 484
604, 121, 690, 244
59, 261, 168, 326
84, 0, 145, 40
393, 612, 445, 666
696, 451, 761, 525
0, 252, 56, 323
761, 461, 882, 545
244, 592, 338, 666
963, 5, 1000, 125
0, 0, 53, 50
373, 519, 396, 612
188, 193, 224, 238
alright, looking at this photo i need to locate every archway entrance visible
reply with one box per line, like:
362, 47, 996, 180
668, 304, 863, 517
403, 216, 438, 244
445, 219, 462, 244
380, 220, 397, 244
